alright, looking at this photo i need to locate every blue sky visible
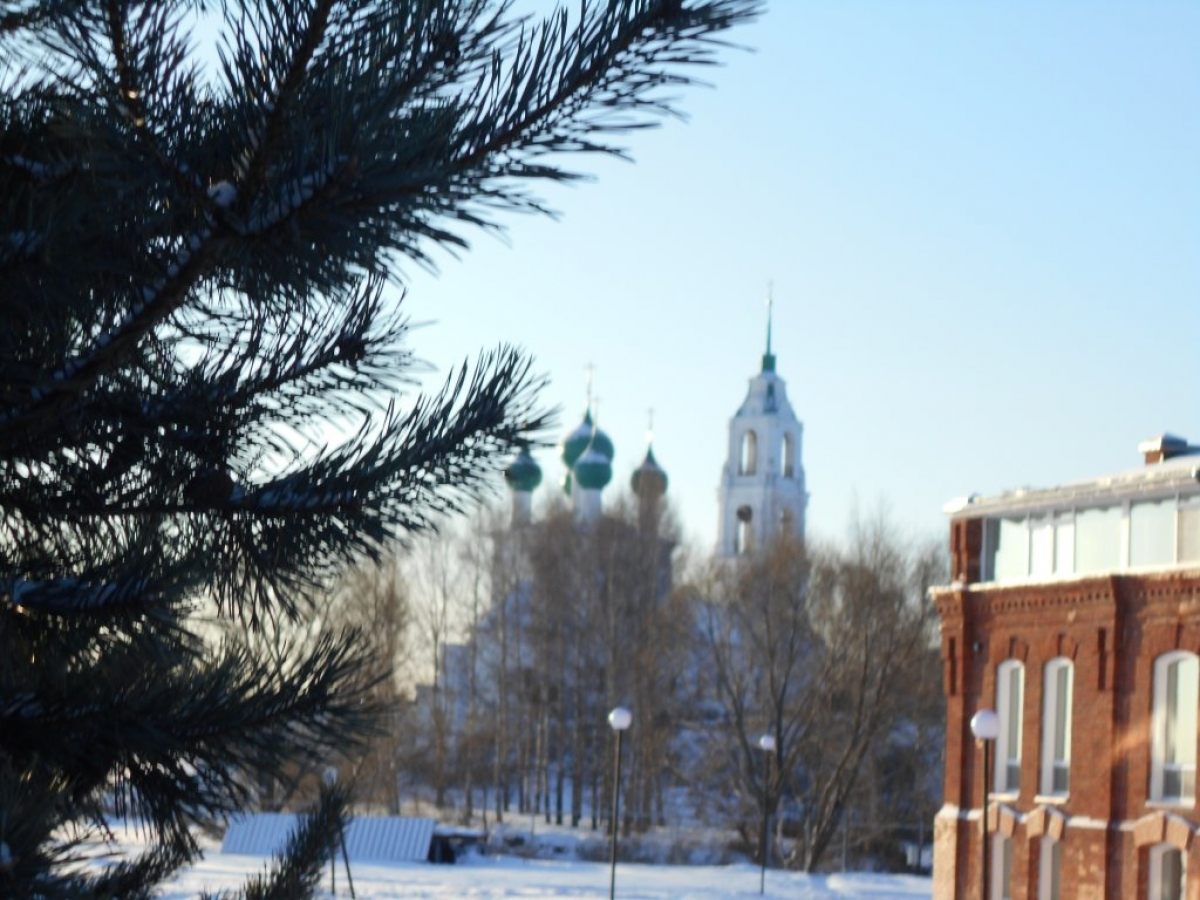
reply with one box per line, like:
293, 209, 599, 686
394, 1, 1200, 551
194, 2, 1200, 552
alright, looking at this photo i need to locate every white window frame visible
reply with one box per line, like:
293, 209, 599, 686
1037, 835, 1061, 900
992, 832, 1013, 900
1151, 651, 1199, 804
1149, 842, 1186, 900
995, 659, 1024, 795
1040, 658, 1073, 797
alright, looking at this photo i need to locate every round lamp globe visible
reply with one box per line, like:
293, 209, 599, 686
970, 709, 1000, 741
608, 706, 632, 731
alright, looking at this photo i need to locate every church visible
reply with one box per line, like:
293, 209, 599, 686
502, 311, 808, 557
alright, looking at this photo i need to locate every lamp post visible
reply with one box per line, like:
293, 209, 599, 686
322, 766, 355, 899
607, 706, 632, 900
757, 733, 776, 895
970, 709, 999, 900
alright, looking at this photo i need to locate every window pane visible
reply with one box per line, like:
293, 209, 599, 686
1131, 499, 1176, 568
994, 518, 1029, 581
1166, 661, 1179, 764
1054, 666, 1070, 759
1030, 518, 1054, 577
1162, 848, 1183, 900
1164, 768, 1182, 799
1180, 659, 1198, 768
1075, 507, 1122, 574
1179, 502, 1200, 563
1006, 666, 1023, 762
1006, 762, 1021, 792
1052, 763, 1068, 794
1054, 515, 1075, 575
1001, 836, 1013, 900
1048, 839, 1061, 900
993, 840, 1012, 900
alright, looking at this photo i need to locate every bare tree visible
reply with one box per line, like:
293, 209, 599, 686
699, 515, 940, 872
324, 556, 411, 813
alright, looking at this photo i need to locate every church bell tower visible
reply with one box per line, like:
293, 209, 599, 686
716, 295, 808, 557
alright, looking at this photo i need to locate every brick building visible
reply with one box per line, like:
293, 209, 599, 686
933, 435, 1200, 899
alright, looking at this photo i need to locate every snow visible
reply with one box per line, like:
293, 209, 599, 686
155, 851, 932, 899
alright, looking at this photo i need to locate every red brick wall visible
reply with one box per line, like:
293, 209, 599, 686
933, 567, 1200, 899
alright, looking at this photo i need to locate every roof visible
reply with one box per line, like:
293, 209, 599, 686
945, 452, 1200, 519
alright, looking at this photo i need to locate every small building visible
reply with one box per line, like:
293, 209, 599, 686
933, 435, 1200, 899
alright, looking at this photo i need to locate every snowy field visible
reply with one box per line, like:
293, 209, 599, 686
158, 852, 932, 898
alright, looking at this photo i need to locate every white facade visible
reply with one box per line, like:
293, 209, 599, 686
716, 353, 808, 557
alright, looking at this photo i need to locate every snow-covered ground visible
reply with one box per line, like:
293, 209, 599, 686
159, 851, 932, 898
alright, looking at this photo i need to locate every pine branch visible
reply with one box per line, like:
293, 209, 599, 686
230, 782, 350, 900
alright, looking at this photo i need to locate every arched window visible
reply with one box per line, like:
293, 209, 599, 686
739, 430, 757, 476
735, 506, 753, 555
1151, 652, 1199, 803
1040, 658, 1073, 796
781, 433, 794, 478
1038, 836, 1062, 900
992, 833, 1013, 900
1150, 843, 1186, 900
995, 660, 1024, 794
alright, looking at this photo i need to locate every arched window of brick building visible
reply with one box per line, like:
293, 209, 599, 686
739, 430, 757, 476
1040, 658, 1073, 796
992, 833, 1014, 900
781, 433, 794, 478
1037, 835, 1062, 900
1151, 651, 1198, 804
995, 659, 1024, 793
1149, 843, 1185, 900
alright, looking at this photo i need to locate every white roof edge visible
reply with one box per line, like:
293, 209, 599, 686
946, 455, 1200, 520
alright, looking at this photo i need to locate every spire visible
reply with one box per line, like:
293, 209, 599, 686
762, 281, 776, 373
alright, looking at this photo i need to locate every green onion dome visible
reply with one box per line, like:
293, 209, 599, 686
631, 445, 668, 498
560, 410, 614, 468
573, 445, 613, 491
503, 446, 542, 493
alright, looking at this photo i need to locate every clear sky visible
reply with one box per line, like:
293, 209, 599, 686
394, 1, 1200, 552
188, 1, 1200, 552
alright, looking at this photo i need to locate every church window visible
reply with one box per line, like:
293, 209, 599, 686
735, 506, 753, 555
780, 508, 794, 533
782, 433, 795, 478
739, 431, 757, 475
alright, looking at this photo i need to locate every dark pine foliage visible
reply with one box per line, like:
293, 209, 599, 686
0, 0, 757, 895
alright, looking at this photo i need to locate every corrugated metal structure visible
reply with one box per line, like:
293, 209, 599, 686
221, 814, 436, 862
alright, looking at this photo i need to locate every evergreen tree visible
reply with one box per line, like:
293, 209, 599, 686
0, 0, 757, 895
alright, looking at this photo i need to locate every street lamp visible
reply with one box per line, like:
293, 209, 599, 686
757, 733, 777, 895
322, 766, 355, 899
970, 709, 999, 900
607, 706, 632, 900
